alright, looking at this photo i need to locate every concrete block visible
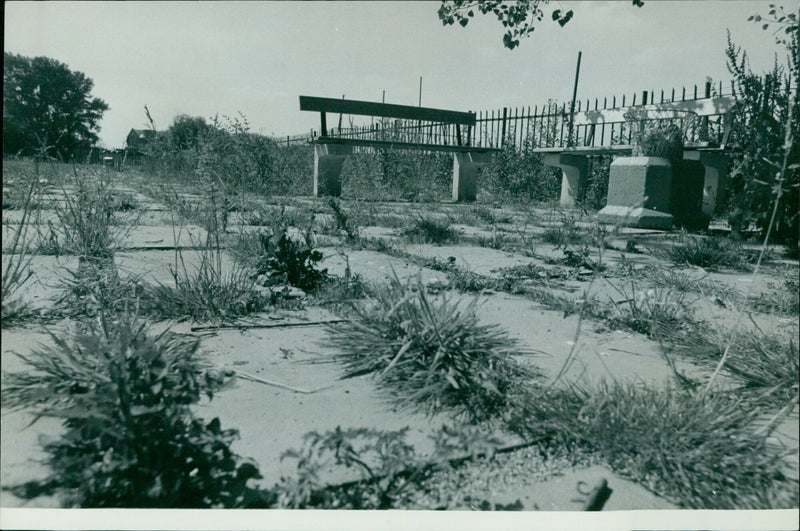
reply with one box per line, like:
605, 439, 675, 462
671, 159, 709, 230
313, 144, 352, 197
683, 150, 728, 216
452, 152, 492, 202
600, 157, 674, 229
543, 153, 590, 207
598, 205, 674, 230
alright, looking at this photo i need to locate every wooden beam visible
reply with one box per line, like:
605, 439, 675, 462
313, 136, 499, 153
300, 95, 476, 125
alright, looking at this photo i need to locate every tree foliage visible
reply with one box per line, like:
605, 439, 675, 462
3, 53, 109, 159
438, 0, 644, 49
725, 5, 799, 244
168, 114, 210, 150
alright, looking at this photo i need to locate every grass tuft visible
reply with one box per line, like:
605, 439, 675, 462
511, 383, 798, 509
402, 215, 459, 245
327, 273, 540, 423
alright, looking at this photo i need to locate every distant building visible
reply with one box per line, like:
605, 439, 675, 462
125, 128, 158, 151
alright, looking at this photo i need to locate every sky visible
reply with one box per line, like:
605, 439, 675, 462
4, 1, 792, 149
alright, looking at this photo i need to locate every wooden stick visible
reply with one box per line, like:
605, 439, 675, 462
233, 369, 339, 394
190, 319, 349, 332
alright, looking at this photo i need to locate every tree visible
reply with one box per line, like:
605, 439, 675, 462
3, 53, 109, 159
438, 0, 644, 49
724, 5, 799, 245
168, 114, 210, 150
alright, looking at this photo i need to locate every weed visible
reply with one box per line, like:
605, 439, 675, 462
1, 315, 261, 507
327, 199, 359, 241
277, 424, 504, 509
110, 191, 139, 212
659, 322, 799, 405
144, 251, 269, 322
327, 274, 540, 423
55, 260, 145, 319
471, 206, 513, 225
604, 280, 694, 338
402, 215, 459, 245
510, 383, 798, 509
656, 233, 760, 270
541, 215, 584, 247
751, 273, 800, 316
1, 178, 36, 324
253, 230, 328, 292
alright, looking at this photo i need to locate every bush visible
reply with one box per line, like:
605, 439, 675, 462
632, 123, 684, 160
327, 274, 540, 423
1, 316, 261, 507
724, 21, 799, 245
480, 135, 561, 202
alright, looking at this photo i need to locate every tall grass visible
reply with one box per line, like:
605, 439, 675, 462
327, 274, 540, 423
510, 383, 798, 509
1, 177, 37, 323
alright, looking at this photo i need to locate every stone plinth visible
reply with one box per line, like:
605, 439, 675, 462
452, 152, 492, 202
682, 150, 728, 217
598, 157, 674, 229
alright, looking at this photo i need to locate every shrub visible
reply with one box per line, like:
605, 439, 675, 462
724, 20, 799, 245
1, 316, 261, 507
480, 134, 561, 202
327, 274, 540, 423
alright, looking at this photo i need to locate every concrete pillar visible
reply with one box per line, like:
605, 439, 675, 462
671, 159, 708, 230
452, 152, 492, 202
313, 144, 352, 197
682, 151, 728, 217
543, 153, 590, 206
598, 157, 674, 229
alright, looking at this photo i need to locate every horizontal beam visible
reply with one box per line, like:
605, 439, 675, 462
313, 136, 499, 153
300, 96, 476, 125
534, 141, 723, 156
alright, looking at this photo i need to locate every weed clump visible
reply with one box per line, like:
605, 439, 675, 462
1, 316, 261, 507
1, 178, 36, 324
253, 230, 328, 292
658, 233, 760, 270
402, 215, 459, 245
510, 383, 798, 509
327, 274, 540, 423
144, 254, 269, 322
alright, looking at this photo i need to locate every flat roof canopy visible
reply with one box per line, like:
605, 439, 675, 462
299, 96, 476, 126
